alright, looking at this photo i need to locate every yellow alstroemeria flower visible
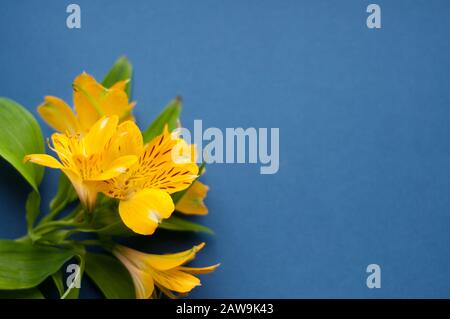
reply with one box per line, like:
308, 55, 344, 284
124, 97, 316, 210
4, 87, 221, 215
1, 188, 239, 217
113, 243, 219, 299
38, 72, 135, 135
24, 116, 138, 211
99, 126, 199, 235
175, 181, 209, 215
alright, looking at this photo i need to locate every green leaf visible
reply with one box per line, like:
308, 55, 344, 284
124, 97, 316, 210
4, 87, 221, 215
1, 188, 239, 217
49, 173, 78, 215
159, 215, 214, 235
91, 205, 135, 237
25, 191, 40, 232
36, 229, 72, 245
142, 97, 182, 143
51, 270, 64, 297
102, 56, 133, 98
85, 252, 135, 299
0, 98, 44, 191
0, 287, 44, 299
0, 240, 74, 289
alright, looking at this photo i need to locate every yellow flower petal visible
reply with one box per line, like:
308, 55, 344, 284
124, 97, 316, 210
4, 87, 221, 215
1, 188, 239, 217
86, 155, 138, 181
112, 121, 143, 156
113, 243, 216, 298
110, 79, 130, 91
133, 269, 154, 299
73, 72, 97, 87
118, 188, 175, 235
84, 116, 119, 155
50, 133, 81, 166
70, 179, 98, 212
120, 101, 137, 122
24, 154, 62, 169
175, 181, 209, 215
133, 130, 199, 193
73, 73, 133, 131
114, 250, 155, 299
177, 263, 220, 275
150, 268, 201, 293
38, 73, 135, 136
170, 138, 198, 164
37, 96, 80, 134
155, 285, 187, 299
73, 73, 104, 131
142, 243, 205, 271
102, 88, 133, 120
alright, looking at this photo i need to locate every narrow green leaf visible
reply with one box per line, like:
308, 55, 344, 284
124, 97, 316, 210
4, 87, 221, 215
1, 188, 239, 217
0, 240, 74, 289
142, 97, 182, 143
25, 191, 40, 232
85, 252, 135, 299
96, 221, 134, 237
91, 206, 135, 237
159, 215, 214, 235
0, 98, 44, 191
36, 229, 72, 245
0, 287, 44, 299
102, 56, 133, 98
49, 173, 78, 215
51, 270, 64, 297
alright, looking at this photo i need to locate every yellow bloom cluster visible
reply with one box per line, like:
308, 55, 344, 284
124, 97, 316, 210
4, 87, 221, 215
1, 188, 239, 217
114, 243, 219, 299
37, 73, 135, 135
24, 72, 216, 298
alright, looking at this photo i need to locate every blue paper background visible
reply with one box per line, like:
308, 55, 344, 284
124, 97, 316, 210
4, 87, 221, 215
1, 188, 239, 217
1, 0, 450, 298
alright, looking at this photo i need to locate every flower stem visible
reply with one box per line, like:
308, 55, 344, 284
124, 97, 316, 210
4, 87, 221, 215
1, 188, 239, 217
38, 203, 83, 226
33, 219, 79, 236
